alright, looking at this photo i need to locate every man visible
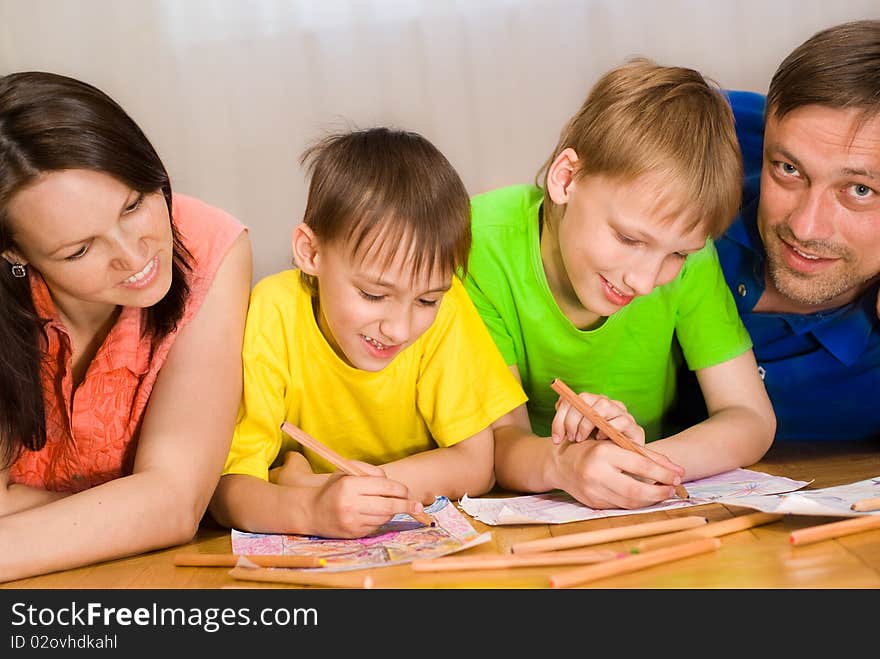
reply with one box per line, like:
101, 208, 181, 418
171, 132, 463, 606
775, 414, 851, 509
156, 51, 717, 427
674, 19, 880, 442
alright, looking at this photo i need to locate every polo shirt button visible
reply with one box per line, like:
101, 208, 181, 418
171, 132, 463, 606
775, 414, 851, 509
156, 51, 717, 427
737, 283, 747, 297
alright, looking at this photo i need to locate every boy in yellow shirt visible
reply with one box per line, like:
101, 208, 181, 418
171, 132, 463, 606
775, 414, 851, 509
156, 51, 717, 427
210, 127, 529, 538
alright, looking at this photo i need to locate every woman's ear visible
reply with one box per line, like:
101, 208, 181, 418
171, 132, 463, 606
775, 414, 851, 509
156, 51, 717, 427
292, 223, 320, 275
546, 147, 579, 205
1, 249, 27, 267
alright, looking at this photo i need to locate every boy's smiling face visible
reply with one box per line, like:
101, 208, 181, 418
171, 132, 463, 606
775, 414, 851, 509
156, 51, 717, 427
542, 152, 707, 330
303, 229, 452, 372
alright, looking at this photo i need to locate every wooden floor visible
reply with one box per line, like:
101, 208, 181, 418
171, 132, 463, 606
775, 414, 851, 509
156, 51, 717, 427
4, 440, 879, 589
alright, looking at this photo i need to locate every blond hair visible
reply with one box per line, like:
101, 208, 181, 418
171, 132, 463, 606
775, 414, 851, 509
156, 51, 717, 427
537, 57, 742, 238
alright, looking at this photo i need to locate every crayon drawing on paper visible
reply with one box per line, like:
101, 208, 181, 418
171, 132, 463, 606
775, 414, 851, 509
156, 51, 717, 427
231, 495, 490, 572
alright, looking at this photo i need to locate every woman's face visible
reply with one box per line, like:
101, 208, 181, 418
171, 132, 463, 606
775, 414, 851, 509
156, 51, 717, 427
4, 169, 174, 324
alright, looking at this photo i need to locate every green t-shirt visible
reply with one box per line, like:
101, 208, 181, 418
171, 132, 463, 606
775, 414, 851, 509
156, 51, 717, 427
465, 184, 752, 440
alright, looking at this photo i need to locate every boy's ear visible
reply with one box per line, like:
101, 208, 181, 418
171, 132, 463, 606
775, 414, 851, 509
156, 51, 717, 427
291, 223, 320, 275
546, 147, 579, 205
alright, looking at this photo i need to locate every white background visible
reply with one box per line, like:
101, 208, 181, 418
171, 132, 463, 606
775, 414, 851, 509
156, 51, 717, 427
2, 0, 878, 282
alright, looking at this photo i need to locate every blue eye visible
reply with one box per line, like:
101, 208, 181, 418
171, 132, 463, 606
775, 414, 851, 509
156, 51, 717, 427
852, 183, 874, 198
776, 161, 799, 176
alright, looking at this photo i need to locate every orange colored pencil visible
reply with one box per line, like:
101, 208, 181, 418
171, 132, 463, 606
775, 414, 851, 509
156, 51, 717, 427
549, 537, 721, 588
632, 512, 782, 552
174, 553, 326, 568
510, 515, 707, 554
280, 421, 434, 527
851, 496, 880, 512
789, 513, 880, 546
411, 548, 621, 572
550, 378, 689, 499
228, 566, 374, 589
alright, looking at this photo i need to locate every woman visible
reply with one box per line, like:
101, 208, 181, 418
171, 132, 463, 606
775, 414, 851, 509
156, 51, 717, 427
0, 71, 252, 581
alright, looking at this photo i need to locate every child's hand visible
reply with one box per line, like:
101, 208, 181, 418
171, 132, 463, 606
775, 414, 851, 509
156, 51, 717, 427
552, 439, 684, 510
551, 391, 645, 446
309, 471, 423, 539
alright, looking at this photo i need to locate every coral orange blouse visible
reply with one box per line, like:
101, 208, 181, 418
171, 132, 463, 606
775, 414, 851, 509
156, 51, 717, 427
9, 194, 245, 491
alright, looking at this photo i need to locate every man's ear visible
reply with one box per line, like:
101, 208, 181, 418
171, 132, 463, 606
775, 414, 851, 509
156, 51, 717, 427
292, 223, 320, 275
546, 147, 579, 205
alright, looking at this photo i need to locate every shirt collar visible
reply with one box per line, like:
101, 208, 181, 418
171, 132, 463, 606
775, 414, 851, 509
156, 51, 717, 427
807, 287, 879, 366
726, 196, 764, 256
29, 272, 150, 376
728, 203, 878, 365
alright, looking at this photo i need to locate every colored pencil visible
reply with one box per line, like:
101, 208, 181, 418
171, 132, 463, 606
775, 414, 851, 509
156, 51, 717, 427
174, 553, 326, 568
411, 547, 621, 572
280, 421, 434, 527
510, 515, 707, 554
851, 496, 880, 512
550, 378, 689, 499
228, 566, 374, 589
549, 537, 721, 588
789, 513, 880, 546
632, 512, 783, 552
281, 421, 369, 476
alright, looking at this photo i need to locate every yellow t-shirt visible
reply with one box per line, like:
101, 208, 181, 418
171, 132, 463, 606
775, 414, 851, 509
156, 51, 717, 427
223, 270, 528, 480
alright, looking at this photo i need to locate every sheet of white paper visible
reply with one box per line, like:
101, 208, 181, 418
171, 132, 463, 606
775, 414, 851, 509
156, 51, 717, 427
459, 468, 810, 525
716, 476, 880, 518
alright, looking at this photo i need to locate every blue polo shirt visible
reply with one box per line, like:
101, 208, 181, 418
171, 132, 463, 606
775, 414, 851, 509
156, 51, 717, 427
713, 91, 880, 441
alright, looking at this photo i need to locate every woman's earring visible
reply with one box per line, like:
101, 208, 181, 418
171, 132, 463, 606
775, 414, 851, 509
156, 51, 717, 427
11, 263, 26, 278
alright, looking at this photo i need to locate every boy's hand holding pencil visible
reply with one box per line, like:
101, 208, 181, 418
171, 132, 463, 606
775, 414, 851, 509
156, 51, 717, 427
281, 422, 435, 530
549, 379, 688, 504
552, 388, 645, 446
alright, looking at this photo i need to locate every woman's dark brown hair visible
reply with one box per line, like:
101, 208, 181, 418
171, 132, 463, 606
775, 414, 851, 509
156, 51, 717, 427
0, 71, 193, 467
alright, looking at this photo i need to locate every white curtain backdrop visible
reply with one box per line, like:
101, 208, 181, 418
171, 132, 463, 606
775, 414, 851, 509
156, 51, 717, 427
1, 0, 878, 282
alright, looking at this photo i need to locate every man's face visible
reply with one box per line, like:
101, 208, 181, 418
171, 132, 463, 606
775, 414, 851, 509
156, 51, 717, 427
758, 104, 880, 312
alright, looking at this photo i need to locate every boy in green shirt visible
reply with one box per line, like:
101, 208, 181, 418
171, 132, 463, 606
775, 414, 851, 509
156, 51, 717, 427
467, 58, 776, 510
